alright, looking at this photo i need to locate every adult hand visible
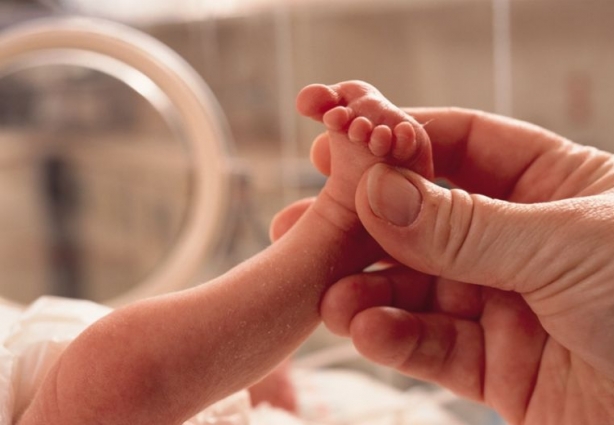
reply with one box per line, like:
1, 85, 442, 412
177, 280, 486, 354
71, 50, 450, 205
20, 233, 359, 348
271, 108, 614, 425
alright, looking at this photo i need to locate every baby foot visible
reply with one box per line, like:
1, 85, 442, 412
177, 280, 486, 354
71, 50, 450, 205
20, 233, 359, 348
296, 80, 433, 213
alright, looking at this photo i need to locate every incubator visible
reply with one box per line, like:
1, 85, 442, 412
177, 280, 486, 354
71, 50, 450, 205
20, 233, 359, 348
0, 14, 236, 307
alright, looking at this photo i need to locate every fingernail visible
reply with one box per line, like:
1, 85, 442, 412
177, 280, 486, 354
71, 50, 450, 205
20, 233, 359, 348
367, 165, 421, 226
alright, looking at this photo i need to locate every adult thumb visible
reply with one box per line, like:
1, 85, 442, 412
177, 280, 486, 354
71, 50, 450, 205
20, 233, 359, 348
356, 163, 598, 294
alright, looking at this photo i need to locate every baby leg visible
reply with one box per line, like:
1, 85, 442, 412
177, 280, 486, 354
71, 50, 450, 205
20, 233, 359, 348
297, 80, 433, 214
17, 81, 432, 425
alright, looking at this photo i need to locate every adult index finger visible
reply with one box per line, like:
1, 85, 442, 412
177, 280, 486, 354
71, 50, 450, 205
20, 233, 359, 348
406, 107, 569, 201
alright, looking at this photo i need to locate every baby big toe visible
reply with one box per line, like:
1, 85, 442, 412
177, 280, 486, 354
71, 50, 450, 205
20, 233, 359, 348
296, 84, 341, 120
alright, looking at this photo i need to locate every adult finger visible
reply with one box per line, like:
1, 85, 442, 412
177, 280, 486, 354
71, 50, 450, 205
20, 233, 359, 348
269, 198, 315, 242
356, 163, 613, 293
350, 306, 484, 401
321, 268, 485, 337
320, 266, 433, 336
406, 108, 590, 202
349, 291, 546, 417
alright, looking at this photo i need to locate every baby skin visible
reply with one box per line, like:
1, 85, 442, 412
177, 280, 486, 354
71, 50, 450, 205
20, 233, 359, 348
17, 81, 432, 425
297, 81, 433, 220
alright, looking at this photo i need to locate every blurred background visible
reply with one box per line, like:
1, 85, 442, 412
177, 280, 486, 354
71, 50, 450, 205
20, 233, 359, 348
2, 0, 612, 306
1, 1, 612, 423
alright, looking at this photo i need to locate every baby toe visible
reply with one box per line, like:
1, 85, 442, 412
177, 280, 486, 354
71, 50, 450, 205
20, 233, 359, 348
392, 122, 417, 161
323, 106, 354, 131
348, 116, 373, 144
369, 125, 393, 157
296, 84, 341, 120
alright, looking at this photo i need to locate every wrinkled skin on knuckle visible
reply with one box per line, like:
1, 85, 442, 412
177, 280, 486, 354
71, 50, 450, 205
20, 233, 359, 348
431, 188, 477, 279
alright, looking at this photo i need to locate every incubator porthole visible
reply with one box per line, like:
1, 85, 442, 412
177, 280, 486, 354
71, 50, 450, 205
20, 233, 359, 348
0, 18, 233, 307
